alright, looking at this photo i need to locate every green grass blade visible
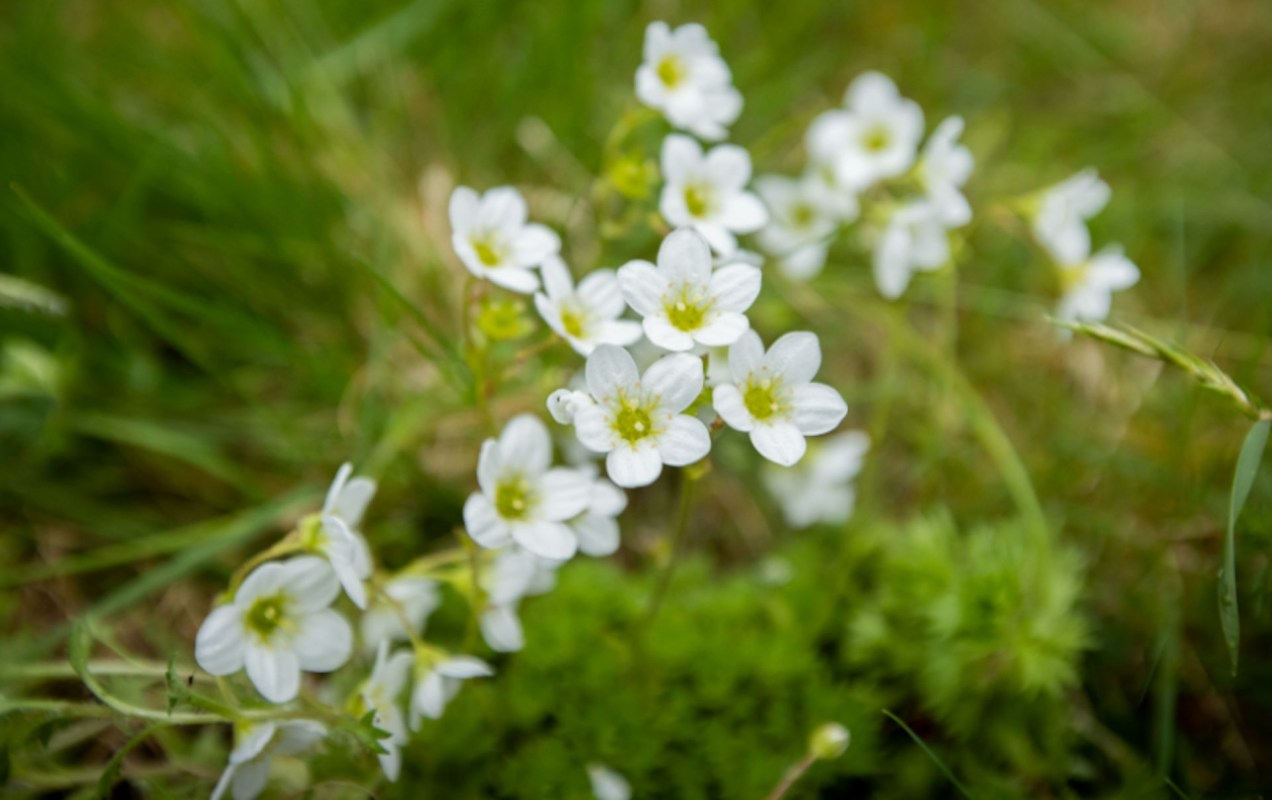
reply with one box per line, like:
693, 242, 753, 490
882, 709, 971, 798
1220, 417, 1270, 675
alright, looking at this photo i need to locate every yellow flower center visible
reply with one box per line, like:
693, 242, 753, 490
495, 475, 535, 520
246, 594, 289, 639
790, 203, 816, 230
683, 183, 713, 218
471, 233, 503, 267
862, 125, 891, 153
656, 55, 687, 88
743, 376, 785, 421
559, 305, 588, 339
664, 285, 710, 332
1057, 262, 1089, 294
614, 397, 655, 444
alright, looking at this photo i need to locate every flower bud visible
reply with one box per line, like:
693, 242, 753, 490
808, 722, 850, 760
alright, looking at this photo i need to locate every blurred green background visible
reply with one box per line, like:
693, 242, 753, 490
2, 0, 1271, 797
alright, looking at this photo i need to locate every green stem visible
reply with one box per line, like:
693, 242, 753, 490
645, 469, 699, 622
764, 753, 817, 800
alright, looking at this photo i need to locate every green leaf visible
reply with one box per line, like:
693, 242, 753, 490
1219, 417, 1271, 675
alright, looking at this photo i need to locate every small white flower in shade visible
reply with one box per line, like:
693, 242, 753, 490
359, 575, 441, 653
918, 116, 974, 227
567, 471, 628, 557
1031, 168, 1111, 266
659, 135, 769, 255
410, 654, 494, 727
587, 763, 633, 800
618, 227, 761, 352
872, 200, 950, 300
763, 430, 870, 528
635, 21, 742, 141
570, 345, 711, 488
533, 256, 643, 355
713, 331, 848, 466
449, 186, 561, 294
805, 112, 863, 221
827, 71, 925, 191
1055, 244, 1140, 324
210, 720, 327, 800
463, 414, 593, 560
195, 557, 352, 704
359, 641, 413, 781
755, 175, 837, 280
478, 545, 563, 653
309, 463, 376, 610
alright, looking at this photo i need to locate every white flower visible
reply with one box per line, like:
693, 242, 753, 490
872, 200, 950, 300
568, 473, 628, 557
479, 546, 562, 653
533, 256, 643, 355
463, 414, 593, 560
713, 331, 848, 466
449, 186, 560, 294
588, 763, 633, 800
804, 112, 863, 221
210, 720, 327, 800
310, 463, 375, 610
571, 345, 711, 488
618, 227, 761, 352
548, 387, 596, 425
763, 430, 869, 528
411, 655, 493, 727
755, 175, 837, 280
1031, 168, 1110, 266
822, 71, 925, 191
359, 575, 441, 653
918, 116, 974, 227
635, 21, 742, 141
195, 557, 352, 703
1055, 244, 1140, 324
359, 641, 413, 781
659, 135, 769, 255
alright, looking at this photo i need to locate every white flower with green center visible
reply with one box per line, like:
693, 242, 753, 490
359, 641, 413, 781
449, 185, 560, 294
359, 574, 441, 653
210, 719, 327, 800
463, 414, 593, 560
195, 556, 352, 704
713, 331, 848, 466
617, 227, 761, 352
1031, 168, 1111, 267
304, 462, 375, 610
635, 21, 742, 142
410, 654, 493, 727
763, 430, 870, 528
918, 116, 974, 227
533, 256, 642, 355
570, 344, 710, 488
872, 199, 951, 300
755, 174, 838, 280
658, 135, 769, 255
1055, 243, 1139, 325
818, 71, 925, 192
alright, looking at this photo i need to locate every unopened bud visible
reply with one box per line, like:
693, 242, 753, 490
808, 722, 850, 760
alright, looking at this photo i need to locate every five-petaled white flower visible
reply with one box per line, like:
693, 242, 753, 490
463, 414, 593, 560
533, 256, 643, 356
195, 556, 352, 704
755, 174, 838, 280
1055, 244, 1140, 325
359, 574, 441, 653
571, 344, 711, 488
1031, 168, 1111, 267
872, 200, 950, 300
763, 430, 870, 528
659, 135, 768, 255
449, 185, 561, 294
618, 227, 761, 352
308, 462, 375, 610
713, 331, 848, 466
588, 763, 633, 800
918, 116, 974, 227
411, 654, 494, 727
818, 71, 925, 192
635, 21, 742, 141
210, 719, 327, 800
359, 641, 413, 781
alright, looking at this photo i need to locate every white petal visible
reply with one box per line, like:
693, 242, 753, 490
617, 260, 668, 317
195, 605, 245, 676
437, 656, 495, 679
693, 311, 750, 347
606, 443, 663, 488
576, 269, 626, 319
791, 383, 848, 435
751, 422, 808, 466
661, 134, 703, 185
588, 479, 628, 516
513, 224, 561, 268
728, 330, 764, 378
763, 332, 822, 384
693, 222, 737, 256
586, 344, 641, 400
642, 353, 704, 413
511, 520, 578, 560
292, 609, 352, 672
244, 642, 301, 704
481, 605, 526, 653
575, 405, 618, 453
475, 438, 498, 495
236, 562, 285, 605
539, 255, 574, 300
229, 758, 271, 800
703, 144, 752, 190
845, 71, 900, 113
657, 228, 713, 286
547, 389, 594, 425
572, 513, 621, 557
595, 320, 644, 349
538, 468, 594, 521
497, 414, 553, 475
485, 266, 541, 295
463, 492, 512, 549
722, 193, 769, 233
279, 556, 340, 613
477, 186, 528, 231
334, 476, 376, 528
588, 764, 633, 800
448, 186, 480, 233
271, 720, 328, 756
413, 672, 447, 722
708, 264, 761, 313
657, 415, 711, 466
643, 314, 698, 352
210, 766, 235, 800
378, 745, 402, 782
323, 463, 352, 516
712, 384, 754, 432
